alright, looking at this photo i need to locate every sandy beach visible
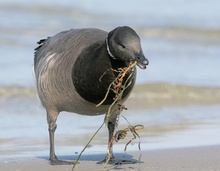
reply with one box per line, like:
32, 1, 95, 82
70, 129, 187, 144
1, 145, 219, 171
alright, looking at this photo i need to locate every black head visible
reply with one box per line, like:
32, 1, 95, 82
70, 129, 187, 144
106, 26, 149, 69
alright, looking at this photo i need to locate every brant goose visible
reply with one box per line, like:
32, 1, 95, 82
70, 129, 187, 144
34, 26, 149, 165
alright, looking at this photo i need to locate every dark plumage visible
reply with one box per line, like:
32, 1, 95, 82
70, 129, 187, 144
34, 26, 148, 165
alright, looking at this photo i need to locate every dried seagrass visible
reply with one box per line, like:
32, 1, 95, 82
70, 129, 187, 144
97, 61, 138, 164
96, 61, 137, 124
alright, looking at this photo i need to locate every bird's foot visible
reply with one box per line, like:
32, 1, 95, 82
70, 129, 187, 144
97, 156, 137, 165
49, 156, 75, 165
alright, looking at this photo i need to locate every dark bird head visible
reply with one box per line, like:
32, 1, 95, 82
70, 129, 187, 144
106, 26, 149, 69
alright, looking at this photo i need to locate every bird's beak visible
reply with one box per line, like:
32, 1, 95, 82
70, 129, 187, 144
135, 51, 149, 69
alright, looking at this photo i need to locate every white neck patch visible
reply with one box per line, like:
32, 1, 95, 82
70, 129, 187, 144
106, 38, 116, 59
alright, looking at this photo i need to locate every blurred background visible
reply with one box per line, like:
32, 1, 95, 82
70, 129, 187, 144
0, 0, 220, 159
1, 0, 220, 86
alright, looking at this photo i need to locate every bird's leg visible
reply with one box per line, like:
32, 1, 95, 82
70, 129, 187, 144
47, 110, 73, 165
48, 121, 57, 162
97, 110, 137, 165
106, 120, 116, 161
97, 117, 117, 165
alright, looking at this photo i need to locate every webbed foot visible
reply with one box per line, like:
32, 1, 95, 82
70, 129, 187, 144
50, 156, 75, 165
97, 156, 137, 165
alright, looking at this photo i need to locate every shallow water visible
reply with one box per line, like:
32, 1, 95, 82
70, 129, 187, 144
0, 0, 220, 160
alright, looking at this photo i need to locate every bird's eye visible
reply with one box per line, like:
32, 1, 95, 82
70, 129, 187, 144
118, 43, 125, 49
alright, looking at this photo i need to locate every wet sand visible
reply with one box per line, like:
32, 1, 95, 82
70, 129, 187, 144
1, 145, 220, 171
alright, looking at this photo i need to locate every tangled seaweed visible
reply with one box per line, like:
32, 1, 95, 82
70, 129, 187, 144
96, 61, 137, 123
116, 116, 144, 162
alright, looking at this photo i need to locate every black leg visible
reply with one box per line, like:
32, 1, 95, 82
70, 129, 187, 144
97, 120, 115, 164
97, 110, 137, 165
107, 121, 115, 157
48, 121, 57, 162
47, 110, 73, 165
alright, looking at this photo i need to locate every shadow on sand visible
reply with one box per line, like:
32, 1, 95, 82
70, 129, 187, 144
37, 152, 140, 163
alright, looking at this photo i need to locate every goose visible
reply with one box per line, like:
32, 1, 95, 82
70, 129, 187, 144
34, 26, 149, 165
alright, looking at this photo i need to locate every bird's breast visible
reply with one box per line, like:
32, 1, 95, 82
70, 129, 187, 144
72, 55, 136, 106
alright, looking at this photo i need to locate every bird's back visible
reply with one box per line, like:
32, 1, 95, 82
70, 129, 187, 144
34, 28, 107, 66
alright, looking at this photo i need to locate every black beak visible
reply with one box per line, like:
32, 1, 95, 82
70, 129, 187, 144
135, 51, 149, 69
